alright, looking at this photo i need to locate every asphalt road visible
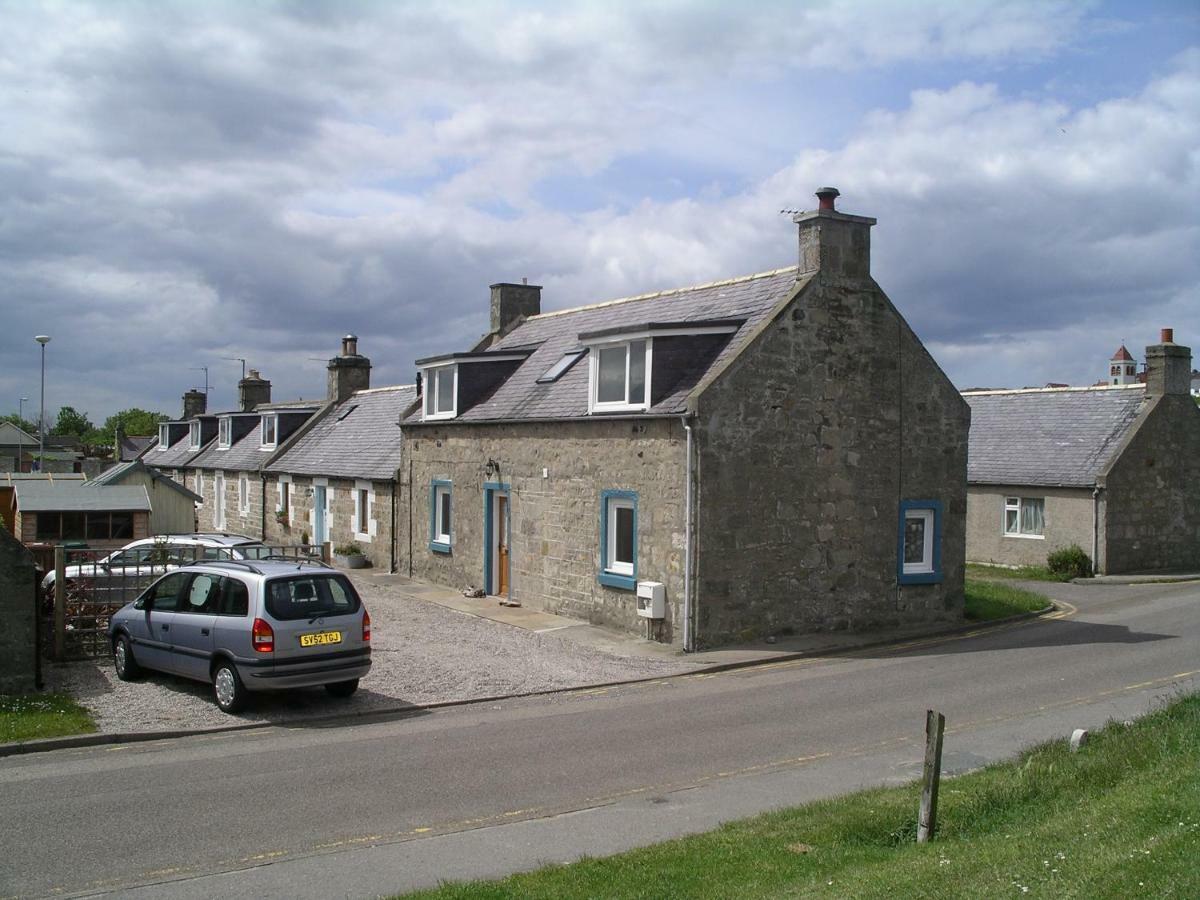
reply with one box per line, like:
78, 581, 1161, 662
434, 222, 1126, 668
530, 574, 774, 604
2, 580, 1196, 899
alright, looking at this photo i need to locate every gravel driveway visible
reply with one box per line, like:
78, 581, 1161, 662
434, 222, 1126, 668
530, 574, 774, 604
46, 575, 698, 734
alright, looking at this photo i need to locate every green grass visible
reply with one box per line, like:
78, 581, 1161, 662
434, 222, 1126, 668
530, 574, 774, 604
0, 693, 97, 744
966, 562, 1063, 582
963, 577, 1051, 621
402, 693, 1200, 899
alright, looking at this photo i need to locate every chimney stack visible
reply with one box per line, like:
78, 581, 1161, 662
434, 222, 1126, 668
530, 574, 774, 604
793, 186, 876, 280
328, 334, 371, 403
490, 282, 542, 335
1145, 328, 1191, 398
182, 389, 207, 419
238, 369, 271, 411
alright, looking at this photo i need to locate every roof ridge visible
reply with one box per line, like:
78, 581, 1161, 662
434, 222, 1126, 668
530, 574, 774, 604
352, 384, 416, 396
528, 265, 800, 321
962, 384, 1145, 397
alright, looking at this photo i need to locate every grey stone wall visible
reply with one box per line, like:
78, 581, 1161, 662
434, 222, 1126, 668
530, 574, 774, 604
196, 470, 266, 538
0, 526, 37, 693
692, 274, 969, 646
1102, 395, 1200, 573
262, 474, 398, 570
966, 486, 1095, 568
405, 419, 687, 640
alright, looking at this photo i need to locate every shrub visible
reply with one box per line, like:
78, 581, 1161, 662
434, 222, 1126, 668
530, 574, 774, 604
334, 541, 362, 557
1047, 544, 1092, 580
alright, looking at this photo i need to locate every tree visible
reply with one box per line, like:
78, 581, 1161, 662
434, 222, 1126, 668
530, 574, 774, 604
0, 412, 38, 434
102, 408, 169, 440
51, 406, 93, 438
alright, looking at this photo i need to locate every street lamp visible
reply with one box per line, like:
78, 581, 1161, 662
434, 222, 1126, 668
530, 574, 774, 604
17, 396, 28, 472
35, 335, 50, 471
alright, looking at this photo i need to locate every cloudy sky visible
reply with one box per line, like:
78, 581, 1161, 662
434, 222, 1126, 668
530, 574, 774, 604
1, 0, 1197, 424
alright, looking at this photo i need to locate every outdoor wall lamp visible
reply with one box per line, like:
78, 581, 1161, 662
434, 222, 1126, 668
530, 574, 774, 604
484, 458, 500, 478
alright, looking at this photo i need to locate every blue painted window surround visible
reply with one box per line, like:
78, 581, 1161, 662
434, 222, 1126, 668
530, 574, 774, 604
599, 489, 638, 590
898, 499, 943, 585
430, 479, 452, 553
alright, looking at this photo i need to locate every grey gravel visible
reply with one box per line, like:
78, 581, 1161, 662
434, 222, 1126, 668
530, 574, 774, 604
45, 576, 698, 734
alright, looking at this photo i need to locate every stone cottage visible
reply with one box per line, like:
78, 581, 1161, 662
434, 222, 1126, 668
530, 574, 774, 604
964, 329, 1200, 574
263, 337, 416, 569
148, 387, 216, 513
401, 187, 970, 648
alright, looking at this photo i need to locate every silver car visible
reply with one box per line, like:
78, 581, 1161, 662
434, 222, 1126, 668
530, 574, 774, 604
107, 559, 371, 713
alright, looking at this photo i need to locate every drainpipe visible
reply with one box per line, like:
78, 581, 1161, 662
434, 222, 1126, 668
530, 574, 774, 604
260, 474, 267, 541
1091, 486, 1101, 575
680, 415, 695, 652
390, 475, 397, 573
407, 456, 414, 577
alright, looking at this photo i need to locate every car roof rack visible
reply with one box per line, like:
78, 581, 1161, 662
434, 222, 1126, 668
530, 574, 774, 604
260, 556, 334, 570
200, 559, 265, 575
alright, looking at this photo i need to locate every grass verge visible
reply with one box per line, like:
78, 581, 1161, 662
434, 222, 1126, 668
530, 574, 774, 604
964, 577, 1050, 621
0, 693, 97, 744
966, 562, 1063, 582
402, 693, 1200, 899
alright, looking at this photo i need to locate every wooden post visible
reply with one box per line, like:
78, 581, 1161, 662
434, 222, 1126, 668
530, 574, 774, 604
917, 709, 946, 843
322, 541, 332, 564
53, 545, 66, 662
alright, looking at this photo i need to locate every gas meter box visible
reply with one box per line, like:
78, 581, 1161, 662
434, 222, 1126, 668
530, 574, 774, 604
636, 581, 665, 619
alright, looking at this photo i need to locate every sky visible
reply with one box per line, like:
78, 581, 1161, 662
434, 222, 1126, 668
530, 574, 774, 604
1, 0, 1197, 425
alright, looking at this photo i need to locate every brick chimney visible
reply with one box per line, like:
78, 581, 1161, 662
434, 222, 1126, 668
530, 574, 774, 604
490, 281, 542, 334
238, 369, 271, 411
182, 389, 207, 418
792, 187, 876, 280
1144, 328, 1192, 398
327, 334, 371, 403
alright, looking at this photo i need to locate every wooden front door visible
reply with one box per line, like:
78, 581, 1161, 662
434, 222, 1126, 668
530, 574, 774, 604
496, 494, 509, 596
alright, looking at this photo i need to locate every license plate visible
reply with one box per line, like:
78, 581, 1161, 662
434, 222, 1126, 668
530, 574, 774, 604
299, 631, 342, 647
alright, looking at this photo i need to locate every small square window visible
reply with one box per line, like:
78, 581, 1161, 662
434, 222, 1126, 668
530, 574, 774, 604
430, 481, 452, 552
898, 501, 942, 585
599, 490, 638, 590
1004, 497, 1044, 537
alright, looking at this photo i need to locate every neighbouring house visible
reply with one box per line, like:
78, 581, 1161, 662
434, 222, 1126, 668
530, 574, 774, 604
964, 329, 1200, 574
400, 187, 969, 647
6, 479, 151, 549
0, 472, 87, 533
148, 388, 217, 513
85, 459, 202, 535
0, 421, 37, 473
187, 371, 320, 536
263, 336, 415, 569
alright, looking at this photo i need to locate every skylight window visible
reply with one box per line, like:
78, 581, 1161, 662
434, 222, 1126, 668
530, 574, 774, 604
337, 404, 359, 421
536, 349, 587, 384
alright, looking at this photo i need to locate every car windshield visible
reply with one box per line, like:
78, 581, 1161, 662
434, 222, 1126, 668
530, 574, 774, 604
265, 574, 360, 621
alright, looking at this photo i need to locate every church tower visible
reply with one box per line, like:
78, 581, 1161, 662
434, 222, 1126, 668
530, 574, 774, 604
1107, 345, 1137, 385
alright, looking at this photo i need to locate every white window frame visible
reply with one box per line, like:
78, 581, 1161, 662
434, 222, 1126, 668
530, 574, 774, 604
213, 472, 226, 530
902, 508, 935, 576
605, 496, 636, 576
260, 414, 278, 449
188, 421, 201, 449
276, 475, 292, 525
218, 417, 232, 449
158, 424, 170, 450
238, 473, 249, 515
588, 339, 652, 413
196, 470, 205, 497
423, 365, 458, 421
1004, 496, 1045, 539
431, 481, 452, 549
353, 480, 374, 543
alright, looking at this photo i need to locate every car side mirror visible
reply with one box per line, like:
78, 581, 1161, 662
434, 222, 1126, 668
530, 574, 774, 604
134, 596, 150, 611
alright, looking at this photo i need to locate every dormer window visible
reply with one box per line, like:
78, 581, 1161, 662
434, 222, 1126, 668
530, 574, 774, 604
260, 414, 278, 448
158, 424, 169, 450
218, 417, 232, 449
591, 339, 649, 412
188, 422, 201, 449
423, 365, 458, 420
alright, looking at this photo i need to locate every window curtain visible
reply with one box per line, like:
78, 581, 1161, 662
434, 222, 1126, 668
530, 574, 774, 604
1021, 499, 1044, 535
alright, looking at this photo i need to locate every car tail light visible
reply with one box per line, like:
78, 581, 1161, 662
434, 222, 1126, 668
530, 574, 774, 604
252, 617, 274, 653
362, 607, 371, 643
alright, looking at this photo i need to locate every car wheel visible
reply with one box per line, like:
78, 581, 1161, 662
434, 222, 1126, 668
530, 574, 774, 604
324, 679, 359, 698
213, 661, 247, 714
113, 634, 142, 681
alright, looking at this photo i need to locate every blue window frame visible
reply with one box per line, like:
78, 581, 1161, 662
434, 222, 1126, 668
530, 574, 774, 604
599, 489, 638, 590
430, 479, 452, 553
898, 499, 943, 585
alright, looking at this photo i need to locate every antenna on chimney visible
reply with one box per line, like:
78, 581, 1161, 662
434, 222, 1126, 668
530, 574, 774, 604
188, 366, 210, 395
223, 357, 247, 380
779, 208, 804, 216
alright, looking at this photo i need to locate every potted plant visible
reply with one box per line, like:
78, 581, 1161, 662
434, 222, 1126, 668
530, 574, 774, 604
274, 508, 289, 529
333, 541, 368, 569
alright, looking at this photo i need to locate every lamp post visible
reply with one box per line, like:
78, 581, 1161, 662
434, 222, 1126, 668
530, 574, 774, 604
17, 396, 28, 472
35, 335, 50, 471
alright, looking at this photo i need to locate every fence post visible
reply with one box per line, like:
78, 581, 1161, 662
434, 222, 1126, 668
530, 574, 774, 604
54, 546, 66, 662
917, 709, 946, 843
322, 541, 332, 564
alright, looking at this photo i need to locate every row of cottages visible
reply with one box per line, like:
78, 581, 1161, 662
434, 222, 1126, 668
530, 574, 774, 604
143, 340, 415, 569
963, 330, 1199, 574
401, 189, 970, 648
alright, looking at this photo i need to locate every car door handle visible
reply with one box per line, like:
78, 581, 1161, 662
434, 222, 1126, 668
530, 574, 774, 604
201, 628, 210, 636
160, 624, 169, 631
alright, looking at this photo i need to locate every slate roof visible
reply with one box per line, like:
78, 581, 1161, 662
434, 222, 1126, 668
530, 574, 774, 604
267, 385, 417, 481
13, 481, 152, 512
1111, 345, 1135, 362
119, 435, 157, 461
404, 267, 805, 423
964, 385, 1147, 487
191, 406, 320, 473
149, 433, 206, 469
87, 460, 202, 502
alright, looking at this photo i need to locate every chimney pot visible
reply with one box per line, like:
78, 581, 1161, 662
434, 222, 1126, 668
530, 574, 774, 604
1161, 327, 1174, 344
328, 336, 371, 402
342, 334, 359, 357
816, 186, 840, 210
